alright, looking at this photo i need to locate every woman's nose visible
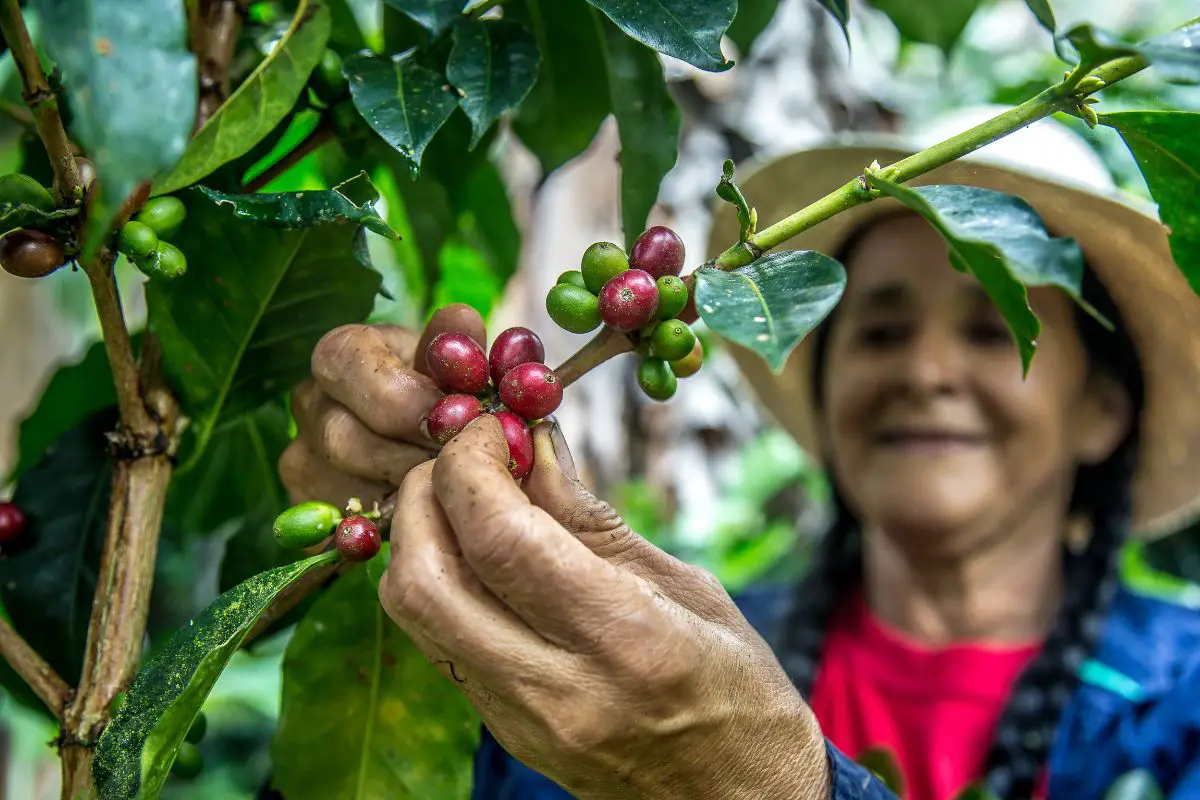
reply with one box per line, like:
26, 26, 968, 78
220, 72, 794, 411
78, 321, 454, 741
895, 326, 964, 398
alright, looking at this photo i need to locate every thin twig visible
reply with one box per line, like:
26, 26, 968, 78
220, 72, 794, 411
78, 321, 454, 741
0, 0, 81, 206
0, 615, 70, 718
554, 327, 633, 388
0, 97, 34, 127
242, 121, 336, 192
195, 0, 247, 128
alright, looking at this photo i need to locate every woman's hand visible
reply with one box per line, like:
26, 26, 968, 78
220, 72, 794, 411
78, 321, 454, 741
378, 416, 832, 800
278, 304, 487, 510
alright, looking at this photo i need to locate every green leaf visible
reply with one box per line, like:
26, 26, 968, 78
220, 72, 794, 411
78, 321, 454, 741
152, 0, 332, 195
147, 188, 382, 465
1057, 21, 1200, 82
92, 551, 339, 800
855, 746, 906, 796
816, 0, 849, 33
447, 18, 541, 148
7, 339, 118, 481
585, 0, 735, 72
866, 178, 1091, 373
1101, 111, 1200, 294
1103, 770, 1165, 800
271, 566, 479, 799
694, 251, 846, 372
383, 0, 464, 37
952, 783, 1003, 800
195, 172, 398, 238
726, 0, 782, 56
0, 411, 113, 684
0, 202, 78, 236
1023, 0, 1056, 33
597, 16, 681, 248
346, 52, 459, 175
0, 173, 53, 211
508, 0, 611, 176
868, 0, 983, 55
32, 0, 196, 223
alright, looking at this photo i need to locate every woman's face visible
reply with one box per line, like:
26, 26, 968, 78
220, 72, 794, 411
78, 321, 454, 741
820, 213, 1130, 553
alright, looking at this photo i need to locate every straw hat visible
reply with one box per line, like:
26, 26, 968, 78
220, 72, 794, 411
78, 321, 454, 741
705, 106, 1200, 536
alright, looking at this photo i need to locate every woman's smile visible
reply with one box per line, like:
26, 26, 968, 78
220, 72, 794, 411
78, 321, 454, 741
873, 427, 988, 455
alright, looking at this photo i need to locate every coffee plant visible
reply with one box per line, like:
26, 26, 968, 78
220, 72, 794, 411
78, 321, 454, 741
0, 0, 1196, 797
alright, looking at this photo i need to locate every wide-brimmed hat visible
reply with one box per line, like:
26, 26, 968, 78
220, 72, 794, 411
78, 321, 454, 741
705, 107, 1200, 536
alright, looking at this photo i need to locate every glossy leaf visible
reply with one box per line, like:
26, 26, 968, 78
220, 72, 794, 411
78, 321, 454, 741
508, 0, 610, 175
866, 178, 1090, 373
152, 0, 331, 195
7, 339, 118, 481
92, 551, 339, 800
383, 0, 464, 37
0, 173, 53, 210
0, 411, 113, 684
195, 173, 397, 238
147, 188, 382, 465
0, 202, 78, 235
869, 0, 983, 55
694, 250, 846, 373
726, 0, 783, 56
271, 567, 479, 798
1103, 770, 1165, 800
1057, 21, 1200, 82
346, 52, 459, 175
597, 16, 681, 247
1101, 111, 1200, 294
585, 0, 735, 72
1023, 0, 1056, 33
32, 0, 196, 226
447, 18, 541, 148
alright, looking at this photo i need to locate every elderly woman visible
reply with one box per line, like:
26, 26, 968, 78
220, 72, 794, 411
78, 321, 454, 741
279, 115, 1200, 799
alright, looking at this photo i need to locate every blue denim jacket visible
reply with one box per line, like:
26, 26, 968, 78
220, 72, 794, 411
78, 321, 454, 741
470, 542, 1200, 800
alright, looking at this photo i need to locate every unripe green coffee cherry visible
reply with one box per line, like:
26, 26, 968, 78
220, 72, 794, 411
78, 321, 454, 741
546, 283, 601, 334
650, 319, 697, 361
273, 501, 342, 549
655, 275, 688, 320
556, 270, 589, 290
637, 357, 677, 401
118, 221, 159, 261
171, 743, 204, 780
136, 196, 187, 238
311, 49, 349, 103
135, 241, 187, 281
670, 339, 704, 378
580, 241, 628, 294
185, 712, 207, 744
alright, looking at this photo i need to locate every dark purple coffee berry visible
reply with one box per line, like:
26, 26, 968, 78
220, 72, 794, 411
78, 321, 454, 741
494, 411, 534, 480
489, 326, 546, 387
629, 225, 685, 279
598, 269, 659, 332
427, 394, 485, 444
0, 502, 26, 544
335, 515, 382, 562
426, 332, 489, 394
0, 229, 65, 279
499, 362, 563, 420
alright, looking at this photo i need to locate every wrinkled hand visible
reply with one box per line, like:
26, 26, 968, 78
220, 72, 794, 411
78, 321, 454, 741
378, 417, 831, 800
279, 304, 487, 510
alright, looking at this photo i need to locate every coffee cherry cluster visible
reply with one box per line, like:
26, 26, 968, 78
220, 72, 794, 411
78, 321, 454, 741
424, 326, 560, 480
272, 500, 382, 562
545, 225, 703, 401
117, 196, 188, 280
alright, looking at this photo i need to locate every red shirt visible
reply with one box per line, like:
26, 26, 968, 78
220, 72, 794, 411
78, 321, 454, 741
810, 594, 1044, 800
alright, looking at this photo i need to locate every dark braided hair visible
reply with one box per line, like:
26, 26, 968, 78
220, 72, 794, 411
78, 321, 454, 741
774, 213, 1145, 799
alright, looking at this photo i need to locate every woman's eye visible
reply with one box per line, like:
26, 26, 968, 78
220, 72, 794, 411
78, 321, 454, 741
966, 320, 1012, 346
856, 322, 908, 347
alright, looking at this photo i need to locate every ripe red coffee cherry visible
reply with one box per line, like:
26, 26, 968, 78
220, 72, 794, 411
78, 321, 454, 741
499, 362, 563, 420
426, 332, 489, 394
427, 394, 484, 444
0, 502, 26, 545
489, 326, 545, 387
335, 515, 382, 562
598, 269, 659, 332
0, 229, 65, 278
629, 225, 685, 279
494, 411, 534, 480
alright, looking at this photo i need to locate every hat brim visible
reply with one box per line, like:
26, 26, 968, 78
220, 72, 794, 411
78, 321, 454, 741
705, 142, 1200, 537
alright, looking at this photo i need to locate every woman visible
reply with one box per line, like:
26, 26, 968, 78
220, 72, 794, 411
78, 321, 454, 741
280, 113, 1200, 799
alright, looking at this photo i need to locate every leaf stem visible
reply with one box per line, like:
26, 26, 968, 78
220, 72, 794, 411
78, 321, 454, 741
0, 0, 81, 206
193, 0, 248, 128
242, 120, 337, 192
0, 614, 70, 718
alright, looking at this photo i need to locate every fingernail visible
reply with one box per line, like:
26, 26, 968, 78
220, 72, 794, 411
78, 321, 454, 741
548, 422, 577, 480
